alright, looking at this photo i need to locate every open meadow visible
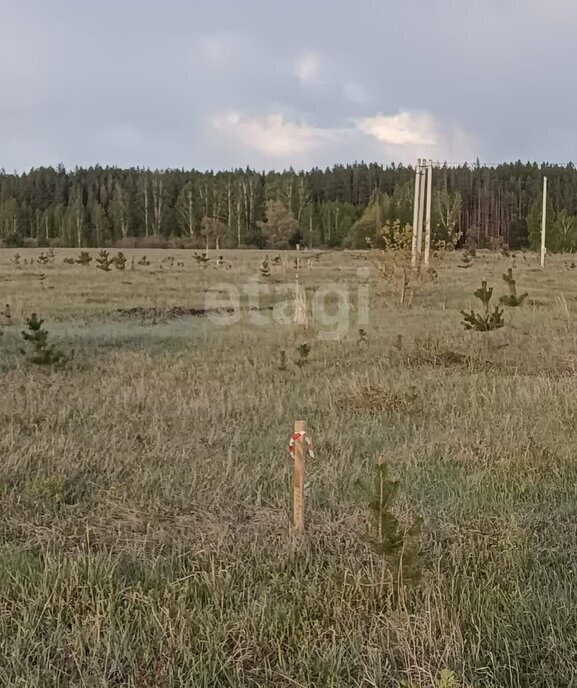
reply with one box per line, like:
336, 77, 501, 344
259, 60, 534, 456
2, 247, 577, 687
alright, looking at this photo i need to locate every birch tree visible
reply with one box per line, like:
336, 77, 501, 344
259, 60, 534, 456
176, 182, 197, 238
111, 182, 130, 239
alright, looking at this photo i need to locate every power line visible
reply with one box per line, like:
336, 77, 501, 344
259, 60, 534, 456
427, 161, 576, 169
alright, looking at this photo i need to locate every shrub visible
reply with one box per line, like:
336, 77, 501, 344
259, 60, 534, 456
167, 236, 197, 250
115, 235, 169, 250
3, 232, 24, 248
115, 236, 138, 249
380, 219, 413, 251
136, 234, 168, 249
488, 235, 504, 252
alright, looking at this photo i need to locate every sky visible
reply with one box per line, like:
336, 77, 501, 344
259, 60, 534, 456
1, 0, 576, 172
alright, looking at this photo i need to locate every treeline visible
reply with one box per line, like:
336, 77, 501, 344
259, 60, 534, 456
1, 162, 577, 250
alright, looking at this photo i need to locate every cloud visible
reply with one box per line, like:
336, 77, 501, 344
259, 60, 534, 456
356, 112, 438, 147
211, 111, 339, 158
294, 50, 322, 85
5, 0, 577, 170
210, 108, 476, 167
356, 111, 476, 163
209, 111, 476, 167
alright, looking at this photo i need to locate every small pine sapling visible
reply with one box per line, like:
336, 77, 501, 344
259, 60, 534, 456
96, 249, 113, 271
11, 253, 21, 270
112, 252, 127, 270
401, 670, 456, 688
357, 328, 368, 349
499, 268, 527, 307
463, 235, 477, 256
295, 343, 311, 368
76, 251, 92, 265
37, 252, 50, 265
137, 256, 151, 266
20, 313, 67, 366
461, 281, 505, 331
458, 249, 473, 268
0, 304, 10, 338
259, 258, 271, 277
278, 350, 287, 371
365, 456, 422, 597
368, 456, 402, 558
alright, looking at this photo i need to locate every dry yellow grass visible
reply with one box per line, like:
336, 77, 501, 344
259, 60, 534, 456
1, 247, 577, 686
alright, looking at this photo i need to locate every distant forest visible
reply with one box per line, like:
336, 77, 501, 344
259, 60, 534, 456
1, 162, 576, 251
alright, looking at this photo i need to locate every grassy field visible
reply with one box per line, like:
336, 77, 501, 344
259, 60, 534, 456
2, 247, 577, 687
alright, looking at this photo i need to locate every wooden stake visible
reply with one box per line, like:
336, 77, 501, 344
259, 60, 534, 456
400, 268, 407, 305
294, 278, 308, 326
293, 420, 305, 532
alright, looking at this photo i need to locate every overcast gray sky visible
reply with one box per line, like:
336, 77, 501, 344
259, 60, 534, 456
1, 0, 575, 172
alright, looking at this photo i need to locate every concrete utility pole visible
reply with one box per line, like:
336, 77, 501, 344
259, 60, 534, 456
411, 159, 422, 268
416, 162, 426, 261
424, 160, 433, 267
541, 176, 547, 269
